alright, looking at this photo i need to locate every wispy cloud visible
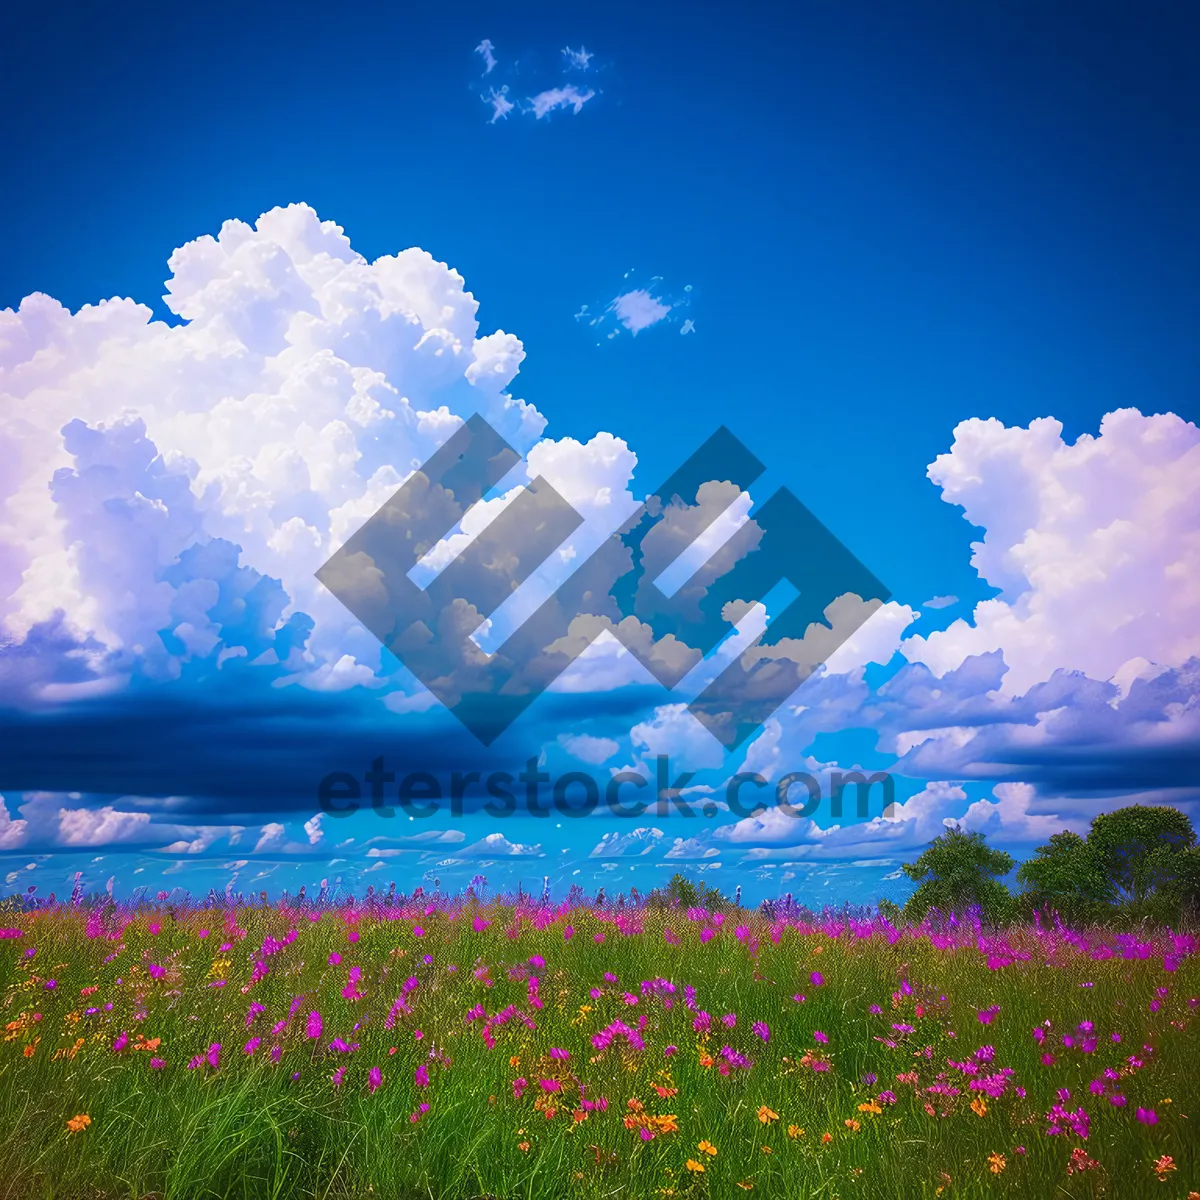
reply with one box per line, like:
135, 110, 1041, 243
609, 289, 672, 334
483, 86, 514, 123
576, 272, 695, 342
475, 38, 497, 75
562, 45, 593, 72
528, 85, 595, 119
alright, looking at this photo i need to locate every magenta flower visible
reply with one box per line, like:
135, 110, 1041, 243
328, 952, 341, 966
810, 971, 824, 986
307, 1011, 323, 1040
1136, 1107, 1157, 1125
368, 1066, 382, 1093
414, 1064, 430, 1087
721, 1013, 736, 1028
244, 1037, 261, 1055
149, 1057, 165, 1070
752, 1021, 770, 1043
539, 1079, 561, 1092
813, 1030, 828, 1044
977, 1006, 999, 1025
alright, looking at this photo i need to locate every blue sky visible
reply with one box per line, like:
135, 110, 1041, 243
0, 0, 1198, 905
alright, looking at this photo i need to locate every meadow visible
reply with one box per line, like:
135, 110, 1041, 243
0, 895, 1195, 1200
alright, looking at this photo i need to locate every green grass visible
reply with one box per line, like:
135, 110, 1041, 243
0, 903, 1194, 1199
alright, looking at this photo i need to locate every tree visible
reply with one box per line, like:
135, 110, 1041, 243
1016, 831, 1114, 923
902, 827, 1015, 923
666, 874, 699, 908
1087, 806, 1196, 911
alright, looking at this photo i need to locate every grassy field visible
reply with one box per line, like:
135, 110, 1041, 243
0, 899, 1195, 1199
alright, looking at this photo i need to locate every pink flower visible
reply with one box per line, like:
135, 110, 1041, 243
328, 952, 341, 966
414, 1064, 430, 1088
307, 1011, 323, 1040
368, 1067, 382, 1093
244, 1037, 261, 1055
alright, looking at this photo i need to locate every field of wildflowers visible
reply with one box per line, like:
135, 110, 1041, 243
0, 893, 1196, 1199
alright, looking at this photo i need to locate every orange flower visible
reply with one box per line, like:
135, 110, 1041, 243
699, 1053, 714, 1068
969, 1096, 988, 1118
510, 1055, 520, 1068
857, 1101, 882, 1115
651, 1114, 679, 1134
988, 1153, 1006, 1175
654, 1084, 678, 1098
844, 1118, 861, 1132
65, 1114, 91, 1133
787, 1125, 804, 1139
686, 1159, 705, 1174
736, 1184, 754, 1192
757, 1105, 779, 1125
760, 1145, 773, 1155
821, 1132, 832, 1144
1153, 1156, 1176, 1181
697, 1140, 717, 1157
517, 1141, 530, 1153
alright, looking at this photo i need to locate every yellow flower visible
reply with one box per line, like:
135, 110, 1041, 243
697, 1140, 717, 1157
736, 1183, 755, 1191
970, 1096, 988, 1118
858, 1101, 882, 1115
787, 1124, 804, 1139
686, 1159, 706, 1174
65, 1114, 91, 1134
988, 1153, 1006, 1174
756, 1105, 779, 1125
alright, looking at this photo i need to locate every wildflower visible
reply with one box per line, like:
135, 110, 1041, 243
858, 1101, 882, 1115
987, 1153, 1006, 1174
368, 1067, 382, 1093
810, 971, 824, 986
787, 1125, 804, 1139
698, 1140, 717, 1156
149, 1057, 165, 1070
970, 1097, 987, 1117
306, 1011, 323, 1040
1153, 1156, 1176, 1181
65, 1114, 91, 1133
757, 1105, 779, 1125
517, 1141, 531, 1153
813, 1030, 828, 1044
752, 1021, 770, 1043
844, 1118, 860, 1132
1137, 1107, 1158, 1125
686, 1160, 705, 1174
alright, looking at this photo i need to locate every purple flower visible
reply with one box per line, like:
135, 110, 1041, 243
813, 1030, 828, 1044
368, 1067, 383, 1093
1136, 1107, 1157, 1125
810, 971, 824, 987
752, 1021, 770, 1043
307, 1011, 323, 1040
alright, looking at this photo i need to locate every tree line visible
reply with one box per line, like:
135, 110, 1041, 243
891, 804, 1200, 925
